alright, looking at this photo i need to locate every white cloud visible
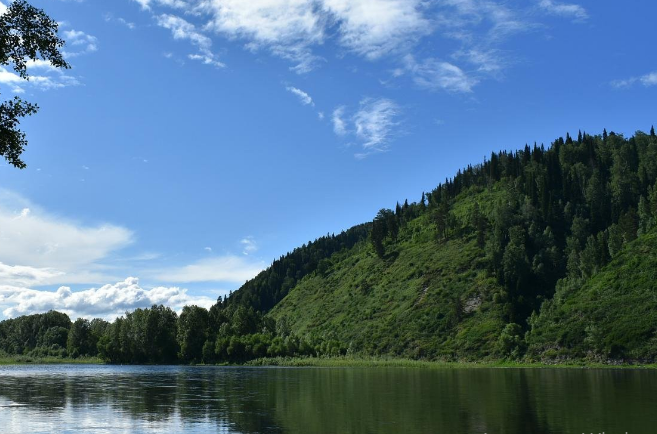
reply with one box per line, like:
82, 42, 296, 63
612, 71, 657, 89
0, 66, 79, 93
201, 0, 324, 72
403, 54, 478, 93
157, 14, 225, 67
642, 72, 657, 86
0, 277, 215, 321
133, 0, 189, 10
104, 14, 136, 30
0, 59, 81, 93
538, 0, 588, 22
322, 0, 430, 60
332, 106, 347, 135
151, 255, 264, 283
453, 48, 504, 75
331, 99, 401, 157
62, 29, 98, 58
133, 0, 435, 72
286, 86, 314, 106
353, 98, 400, 155
0, 191, 133, 285
188, 53, 225, 67
240, 236, 258, 255
0, 263, 64, 288
438, 0, 534, 43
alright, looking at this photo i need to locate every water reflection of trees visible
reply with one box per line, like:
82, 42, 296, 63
0, 367, 655, 433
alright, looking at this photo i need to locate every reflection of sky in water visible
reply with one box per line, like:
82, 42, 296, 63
1, 406, 224, 433
0, 365, 656, 434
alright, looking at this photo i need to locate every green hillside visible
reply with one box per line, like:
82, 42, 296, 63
269, 186, 508, 360
3, 128, 657, 365
527, 228, 657, 362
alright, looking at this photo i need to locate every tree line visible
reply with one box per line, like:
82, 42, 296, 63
0, 304, 347, 363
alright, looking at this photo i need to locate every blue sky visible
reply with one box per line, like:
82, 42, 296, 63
0, 0, 654, 320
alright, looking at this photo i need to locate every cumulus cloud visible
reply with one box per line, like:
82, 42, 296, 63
157, 14, 225, 67
0, 277, 215, 320
151, 255, 264, 283
286, 86, 314, 106
612, 71, 657, 89
62, 29, 98, 58
0, 191, 133, 285
0, 66, 79, 94
538, 0, 588, 22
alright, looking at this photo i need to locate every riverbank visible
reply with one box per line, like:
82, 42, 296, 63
0, 356, 102, 365
1, 355, 655, 369
246, 356, 657, 369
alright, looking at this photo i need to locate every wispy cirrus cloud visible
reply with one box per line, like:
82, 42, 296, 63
240, 236, 258, 255
156, 14, 225, 67
134, 0, 430, 73
353, 98, 400, 156
332, 98, 401, 158
286, 86, 314, 106
401, 54, 478, 93
104, 13, 136, 30
612, 71, 657, 89
537, 0, 588, 22
132, 0, 588, 85
133, 0, 189, 10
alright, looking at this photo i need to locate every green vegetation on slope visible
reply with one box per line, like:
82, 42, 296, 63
527, 228, 657, 362
270, 187, 508, 360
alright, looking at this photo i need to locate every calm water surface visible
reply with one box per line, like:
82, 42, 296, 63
0, 365, 655, 433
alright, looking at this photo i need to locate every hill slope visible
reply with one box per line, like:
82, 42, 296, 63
527, 228, 657, 361
269, 186, 508, 360
4, 128, 657, 364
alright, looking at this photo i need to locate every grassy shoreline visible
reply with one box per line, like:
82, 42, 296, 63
0, 356, 102, 365
1, 355, 656, 369
245, 356, 657, 369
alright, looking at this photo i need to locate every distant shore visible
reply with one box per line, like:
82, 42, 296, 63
245, 356, 657, 369
2, 355, 656, 369
0, 356, 102, 365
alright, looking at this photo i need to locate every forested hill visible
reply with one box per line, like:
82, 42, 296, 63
224, 223, 370, 311
2, 127, 657, 364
